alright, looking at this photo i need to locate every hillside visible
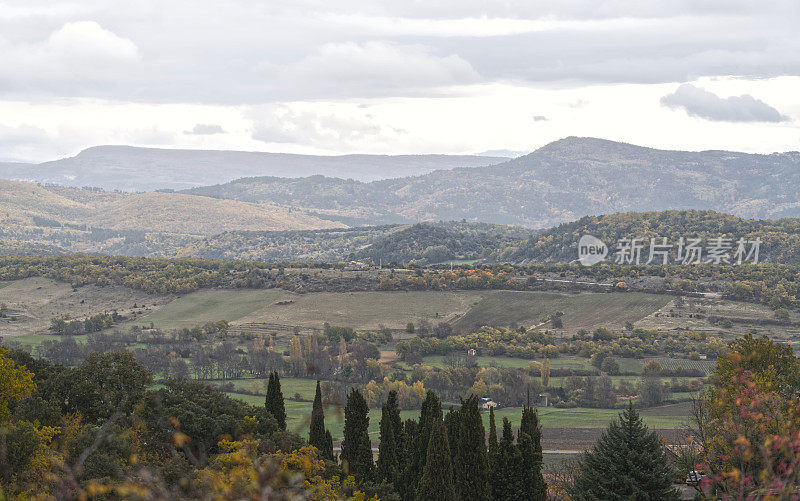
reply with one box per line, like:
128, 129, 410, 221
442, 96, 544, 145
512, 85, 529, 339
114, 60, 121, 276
0, 179, 342, 237
347, 222, 534, 265
0, 146, 505, 191
0, 179, 93, 224
508, 210, 800, 264
182, 137, 800, 228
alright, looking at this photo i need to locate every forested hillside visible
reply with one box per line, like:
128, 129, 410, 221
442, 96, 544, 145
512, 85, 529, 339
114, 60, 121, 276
348, 222, 534, 265
509, 210, 800, 264
182, 137, 800, 228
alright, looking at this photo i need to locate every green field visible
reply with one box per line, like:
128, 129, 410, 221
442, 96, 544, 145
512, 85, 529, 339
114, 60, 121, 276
421, 355, 534, 369
11, 333, 88, 347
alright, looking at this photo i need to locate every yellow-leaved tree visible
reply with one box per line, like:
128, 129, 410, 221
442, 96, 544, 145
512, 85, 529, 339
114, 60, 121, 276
0, 347, 35, 423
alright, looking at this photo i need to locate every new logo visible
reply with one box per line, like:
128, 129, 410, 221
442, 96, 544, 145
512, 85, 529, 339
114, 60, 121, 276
578, 235, 608, 265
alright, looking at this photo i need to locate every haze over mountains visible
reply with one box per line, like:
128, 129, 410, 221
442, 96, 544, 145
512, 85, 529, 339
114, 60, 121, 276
3, 136, 800, 259
184, 137, 800, 228
0, 146, 506, 191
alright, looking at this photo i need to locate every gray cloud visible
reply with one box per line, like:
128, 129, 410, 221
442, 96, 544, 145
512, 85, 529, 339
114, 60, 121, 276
660, 84, 791, 123
533, 115, 548, 121
0, 1, 797, 102
185, 124, 225, 135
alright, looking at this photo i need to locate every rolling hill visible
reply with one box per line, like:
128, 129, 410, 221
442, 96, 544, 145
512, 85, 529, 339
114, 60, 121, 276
0, 179, 342, 237
0, 146, 505, 191
182, 137, 800, 228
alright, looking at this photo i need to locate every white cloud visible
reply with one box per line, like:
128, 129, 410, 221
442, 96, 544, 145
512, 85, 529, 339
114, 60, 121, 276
46, 21, 139, 61
279, 41, 480, 96
185, 124, 226, 135
0, 20, 140, 98
660, 84, 791, 123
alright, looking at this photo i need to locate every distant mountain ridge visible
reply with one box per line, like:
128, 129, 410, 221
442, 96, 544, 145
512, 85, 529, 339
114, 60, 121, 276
0, 146, 505, 191
182, 137, 800, 228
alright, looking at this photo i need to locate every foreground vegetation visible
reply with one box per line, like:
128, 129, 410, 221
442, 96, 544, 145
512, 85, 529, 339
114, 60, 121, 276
3, 331, 797, 498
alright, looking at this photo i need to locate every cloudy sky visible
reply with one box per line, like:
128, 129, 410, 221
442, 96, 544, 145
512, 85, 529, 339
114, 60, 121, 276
1, 0, 799, 162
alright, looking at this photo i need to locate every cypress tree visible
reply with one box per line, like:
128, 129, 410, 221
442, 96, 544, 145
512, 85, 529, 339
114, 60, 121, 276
341, 388, 374, 480
488, 405, 499, 461
518, 407, 546, 500
309, 381, 331, 459
417, 416, 456, 501
454, 395, 491, 501
398, 419, 419, 501
570, 403, 678, 500
324, 430, 334, 461
411, 390, 441, 493
265, 371, 286, 430
491, 417, 523, 500
443, 406, 460, 466
385, 390, 404, 471
377, 397, 400, 485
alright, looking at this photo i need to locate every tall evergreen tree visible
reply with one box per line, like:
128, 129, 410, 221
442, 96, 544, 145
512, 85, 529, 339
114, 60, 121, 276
308, 380, 331, 459
324, 430, 334, 461
488, 405, 499, 461
398, 419, 419, 501
570, 404, 678, 500
491, 418, 523, 500
265, 371, 286, 430
443, 406, 460, 467
454, 395, 491, 501
411, 390, 441, 494
377, 396, 400, 485
417, 416, 456, 501
341, 388, 374, 480
518, 407, 546, 501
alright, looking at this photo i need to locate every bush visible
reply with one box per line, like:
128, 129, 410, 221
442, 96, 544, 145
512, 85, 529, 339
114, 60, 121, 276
600, 357, 621, 375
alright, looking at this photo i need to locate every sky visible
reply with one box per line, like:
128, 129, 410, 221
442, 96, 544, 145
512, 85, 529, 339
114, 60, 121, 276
0, 0, 799, 162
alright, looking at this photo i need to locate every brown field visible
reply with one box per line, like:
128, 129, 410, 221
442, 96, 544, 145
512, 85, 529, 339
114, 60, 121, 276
0, 277, 173, 337
636, 296, 798, 343
452, 290, 672, 333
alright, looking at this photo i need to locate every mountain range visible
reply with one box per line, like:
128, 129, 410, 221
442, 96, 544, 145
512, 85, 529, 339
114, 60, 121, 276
0, 146, 505, 191
3, 136, 800, 261
182, 137, 800, 228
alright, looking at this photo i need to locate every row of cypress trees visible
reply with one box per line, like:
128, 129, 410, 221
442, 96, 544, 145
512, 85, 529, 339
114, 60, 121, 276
266, 371, 335, 459
339, 388, 546, 501
265, 373, 676, 499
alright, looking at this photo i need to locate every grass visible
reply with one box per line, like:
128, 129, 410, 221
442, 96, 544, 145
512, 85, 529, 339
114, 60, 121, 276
239, 290, 482, 331
11, 333, 88, 347
549, 358, 595, 371
131, 289, 291, 330
452, 291, 671, 333
616, 357, 643, 372
129, 288, 670, 335
547, 375, 701, 388
489, 404, 690, 430
219, 377, 318, 400
421, 355, 534, 369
